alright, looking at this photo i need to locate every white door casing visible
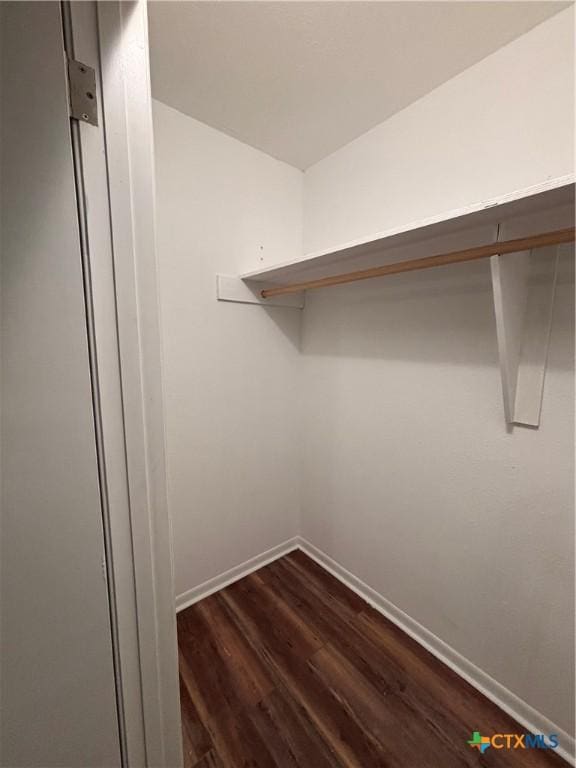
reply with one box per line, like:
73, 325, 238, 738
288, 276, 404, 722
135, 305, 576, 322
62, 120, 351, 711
1, 2, 182, 766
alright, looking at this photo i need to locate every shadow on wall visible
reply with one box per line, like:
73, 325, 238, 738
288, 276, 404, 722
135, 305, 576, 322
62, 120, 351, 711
217, 299, 302, 354
259, 305, 303, 351
301, 250, 574, 370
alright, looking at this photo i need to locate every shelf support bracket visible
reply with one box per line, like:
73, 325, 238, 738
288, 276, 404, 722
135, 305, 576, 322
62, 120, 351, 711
216, 275, 304, 309
491, 245, 559, 427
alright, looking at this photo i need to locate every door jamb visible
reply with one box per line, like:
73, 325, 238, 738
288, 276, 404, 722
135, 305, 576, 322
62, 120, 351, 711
66, 2, 182, 765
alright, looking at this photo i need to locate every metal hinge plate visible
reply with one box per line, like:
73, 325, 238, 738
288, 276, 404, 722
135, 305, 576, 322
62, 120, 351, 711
67, 58, 98, 126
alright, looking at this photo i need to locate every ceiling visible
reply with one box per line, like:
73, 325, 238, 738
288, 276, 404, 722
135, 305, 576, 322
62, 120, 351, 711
148, 1, 568, 170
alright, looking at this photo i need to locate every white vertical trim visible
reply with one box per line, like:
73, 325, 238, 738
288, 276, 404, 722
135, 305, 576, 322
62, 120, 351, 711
64, 3, 149, 763
97, 3, 182, 766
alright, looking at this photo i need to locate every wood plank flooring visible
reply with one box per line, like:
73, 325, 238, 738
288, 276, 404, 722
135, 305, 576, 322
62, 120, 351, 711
177, 550, 566, 767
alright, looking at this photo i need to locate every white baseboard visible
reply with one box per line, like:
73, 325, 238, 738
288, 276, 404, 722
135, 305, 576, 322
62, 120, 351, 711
296, 536, 575, 767
175, 537, 299, 613
174, 535, 574, 765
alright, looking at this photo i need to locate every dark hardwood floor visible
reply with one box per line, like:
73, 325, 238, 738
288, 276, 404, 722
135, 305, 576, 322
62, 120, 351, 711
177, 550, 566, 767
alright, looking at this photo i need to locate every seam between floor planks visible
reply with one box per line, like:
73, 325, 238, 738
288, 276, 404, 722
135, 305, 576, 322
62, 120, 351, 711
177, 551, 567, 768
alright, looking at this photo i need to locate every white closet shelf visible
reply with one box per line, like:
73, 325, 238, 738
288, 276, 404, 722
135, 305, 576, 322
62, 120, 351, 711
241, 175, 575, 291
217, 175, 574, 426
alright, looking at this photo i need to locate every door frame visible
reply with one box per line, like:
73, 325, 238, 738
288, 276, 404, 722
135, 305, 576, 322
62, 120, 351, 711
66, 2, 182, 765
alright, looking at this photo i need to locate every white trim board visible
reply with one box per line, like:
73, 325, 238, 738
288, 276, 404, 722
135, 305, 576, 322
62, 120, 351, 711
175, 537, 299, 613
297, 537, 575, 767
176, 536, 575, 764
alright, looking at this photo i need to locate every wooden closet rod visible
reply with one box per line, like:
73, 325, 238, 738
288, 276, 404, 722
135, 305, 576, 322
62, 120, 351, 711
260, 227, 575, 299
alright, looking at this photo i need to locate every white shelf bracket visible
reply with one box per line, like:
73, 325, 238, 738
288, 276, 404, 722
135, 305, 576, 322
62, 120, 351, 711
216, 275, 304, 309
491, 245, 559, 427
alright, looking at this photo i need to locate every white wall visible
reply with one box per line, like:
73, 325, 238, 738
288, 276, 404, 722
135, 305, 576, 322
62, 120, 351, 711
300, 7, 574, 737
304, 6, 574, 254
153, 6, 574, 740
153, 100, 303, 599
300, 256, 574, 734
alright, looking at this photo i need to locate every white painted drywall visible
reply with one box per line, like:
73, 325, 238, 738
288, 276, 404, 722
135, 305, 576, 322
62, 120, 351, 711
152, 100, 303, 598
148, 1, 568, 169
300, 255, 574, 735
304, 6, 575, 254
300, 7, 575, 736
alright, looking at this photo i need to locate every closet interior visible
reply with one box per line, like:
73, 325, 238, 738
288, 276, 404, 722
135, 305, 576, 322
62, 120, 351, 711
148, 3, 575, 766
